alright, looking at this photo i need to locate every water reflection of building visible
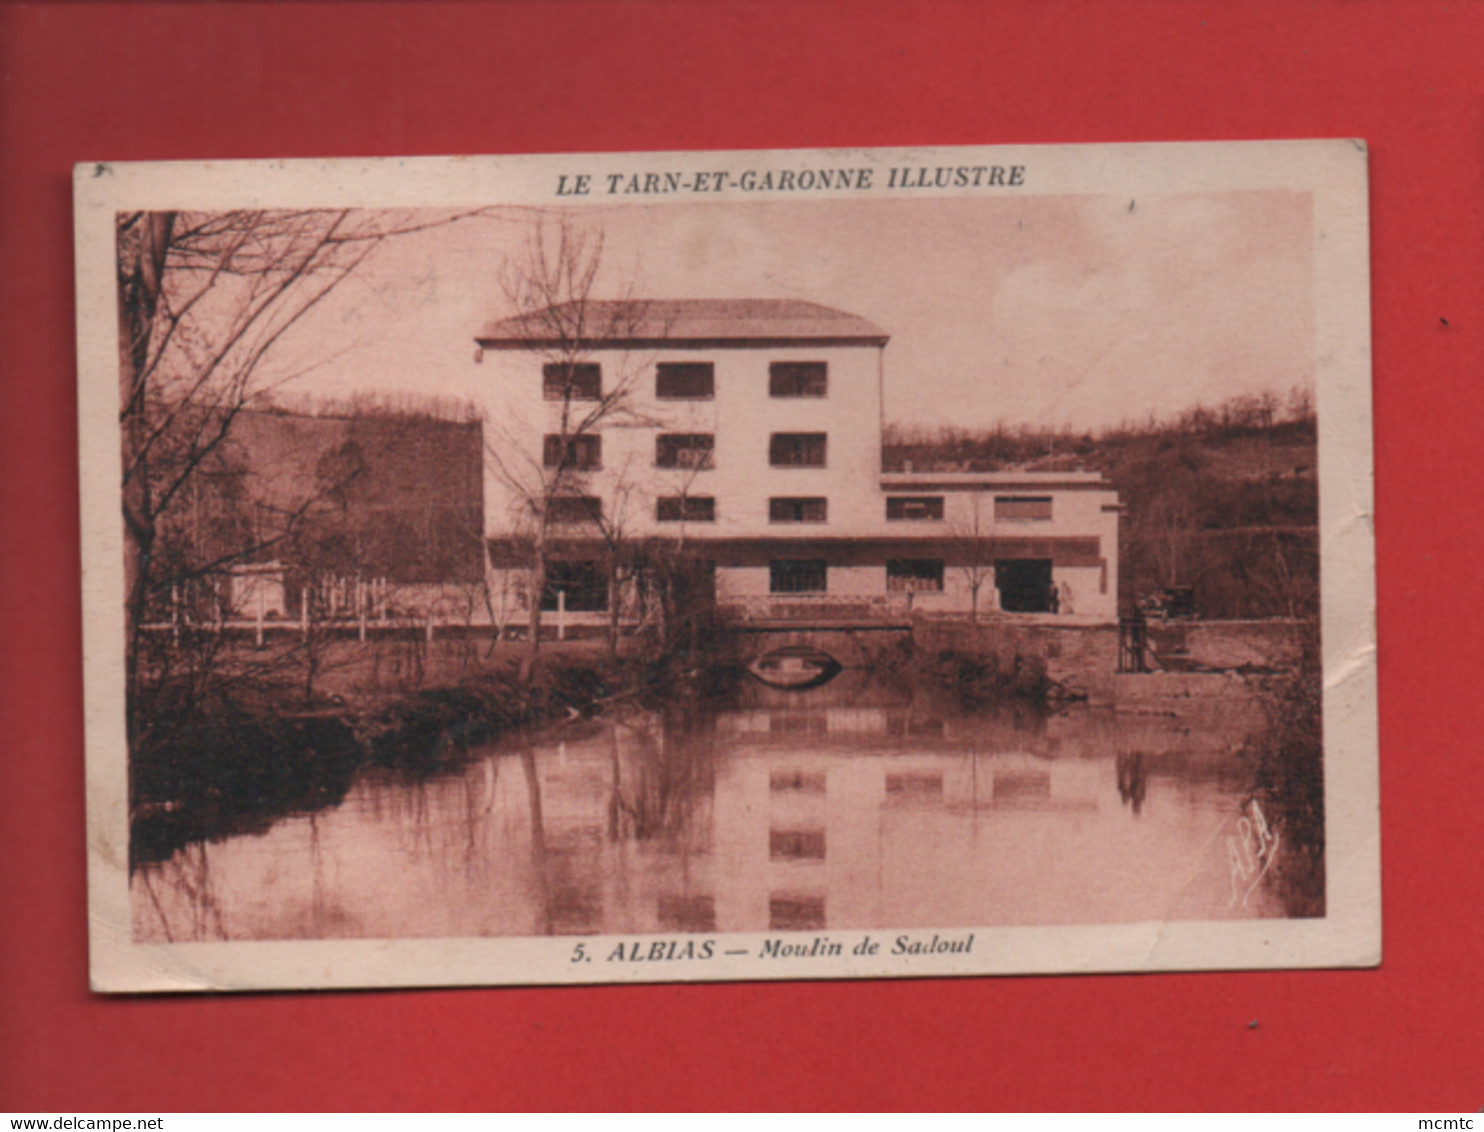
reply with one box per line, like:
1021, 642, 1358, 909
709, 739, 1109, 933
134, 683, 1277, 942
514, 695, 1263, 934
525, 714, 720, 936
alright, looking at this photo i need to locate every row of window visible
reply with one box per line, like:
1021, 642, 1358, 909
539, 558, 948, 609
887, 495, 1053, 521
541, 557, 1059, 609
542, 431, 827, 471
771, 558, 1058, 610
546, 495, 823, 524
543, 361, 829, 402
544, 492, 1054, 524
770, 559, 948, 593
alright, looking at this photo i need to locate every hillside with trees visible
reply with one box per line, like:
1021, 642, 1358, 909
883, 388, 1319, 620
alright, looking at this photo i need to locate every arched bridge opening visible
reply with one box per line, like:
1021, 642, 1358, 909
732, 624, 913, 670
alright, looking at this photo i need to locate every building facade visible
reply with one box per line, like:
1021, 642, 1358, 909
475, 299, 1119, 627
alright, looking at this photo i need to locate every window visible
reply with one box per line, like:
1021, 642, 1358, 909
540, 560, 607, 612
995, 495, 1053, 522
769, 895, 826, 931
656, 496, 716, 522
770, 829, 827, 860
770, 771, 827, 794
770, 559, 827, 594
886, 559, 945, 593
885, 773, 944, 799
656, 433, 715, 469
886, 496, 945, 521
542, 434, 601, 470
769, 712, 827, 735
542, 362, 601, 401
769, 497, 827, 523
769, 432, 827, 467
657, 894, 716, 933
546, 495, 603, 525
656, 362, 714, 399
769, 361, 827, 398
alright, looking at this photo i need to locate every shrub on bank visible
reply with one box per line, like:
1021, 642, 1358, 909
929, 648, 1051, 704
1242, 627, 1325, 918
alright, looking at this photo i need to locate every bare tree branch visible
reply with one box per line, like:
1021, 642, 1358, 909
482, 215, 661, 682
118, 206, 500, 744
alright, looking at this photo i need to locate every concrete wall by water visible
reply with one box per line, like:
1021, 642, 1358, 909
912, 617, 1310, 710
913, 618, 1120, 705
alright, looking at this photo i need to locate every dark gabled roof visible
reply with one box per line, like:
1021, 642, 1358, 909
476, 299, 888, 350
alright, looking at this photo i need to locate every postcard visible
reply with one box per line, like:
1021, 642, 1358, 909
75, 140, 1378, 991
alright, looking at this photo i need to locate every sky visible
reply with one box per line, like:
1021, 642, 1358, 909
278, 189, 1315, 433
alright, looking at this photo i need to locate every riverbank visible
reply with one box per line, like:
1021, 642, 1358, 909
128, 639, 716, 868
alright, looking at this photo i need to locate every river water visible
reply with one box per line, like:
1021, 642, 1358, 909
132, 672, 1290, 942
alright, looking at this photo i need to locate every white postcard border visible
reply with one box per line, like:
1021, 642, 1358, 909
76, 140, 1379, 992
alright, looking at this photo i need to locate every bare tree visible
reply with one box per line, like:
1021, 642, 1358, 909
950, 492, 997, 624
480, 217, 659, 683
647, 456, 724, 660
1138, 489, 1196, 589
117, 207, 492, 745
1284, 383, 1316, 424
589, 440, 720, 660
590, 455, 646, 660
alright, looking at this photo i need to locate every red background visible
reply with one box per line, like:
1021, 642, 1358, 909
1, 0, 1479, 1112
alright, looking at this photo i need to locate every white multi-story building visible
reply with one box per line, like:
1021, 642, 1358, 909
475, 299, 1119, 626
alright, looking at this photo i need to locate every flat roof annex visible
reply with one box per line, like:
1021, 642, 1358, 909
476, 299, 889, 350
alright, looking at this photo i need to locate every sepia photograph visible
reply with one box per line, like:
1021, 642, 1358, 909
76, 141, 1378, 990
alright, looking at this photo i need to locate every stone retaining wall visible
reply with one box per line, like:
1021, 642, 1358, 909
913, 617, 1312, 709
912, 619, 1120, 705
732, 625, 913, 669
